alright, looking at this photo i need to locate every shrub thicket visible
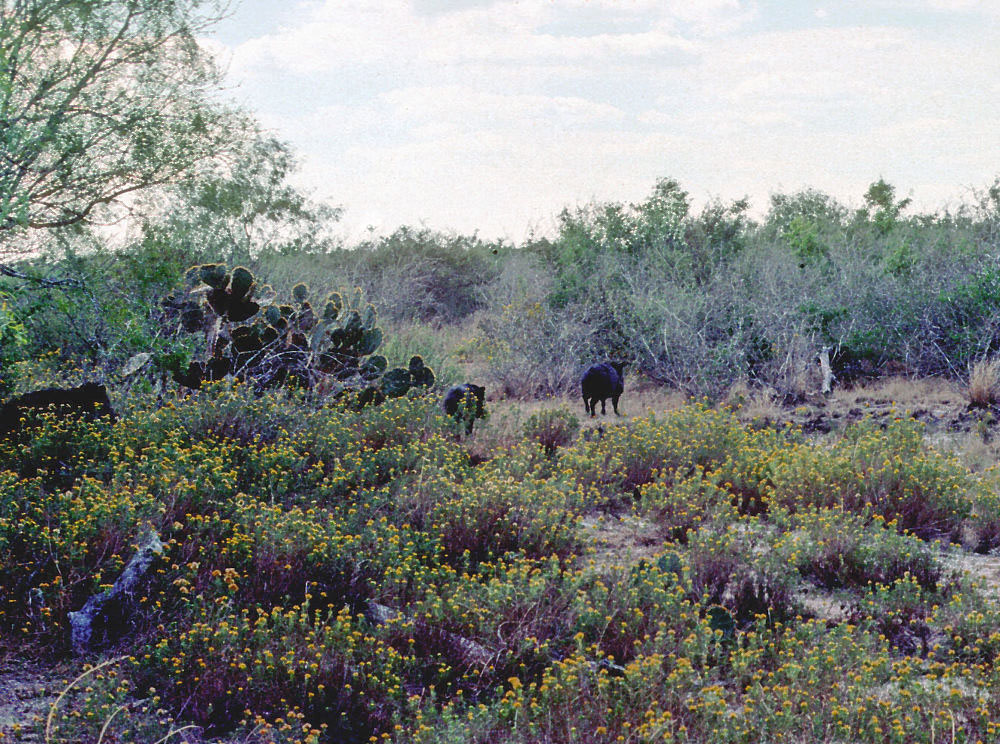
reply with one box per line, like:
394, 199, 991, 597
8, 175, 1000, 398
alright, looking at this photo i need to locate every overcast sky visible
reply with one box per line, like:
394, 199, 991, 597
208, 0, 1000, 243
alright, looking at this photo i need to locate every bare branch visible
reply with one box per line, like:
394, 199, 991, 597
0, 261, 82, 287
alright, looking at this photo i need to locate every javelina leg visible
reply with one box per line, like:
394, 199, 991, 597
586, 397, 595, 417
600, 399, 607, 415
612, 395, 621, 415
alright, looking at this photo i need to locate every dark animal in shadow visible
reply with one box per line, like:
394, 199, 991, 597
443, 383, 486, 434
0, 383, 116, 436
581, 362, 625, 417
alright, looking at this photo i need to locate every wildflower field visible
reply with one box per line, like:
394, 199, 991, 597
8, 0, 1000, 741
5, 383, 1000, 743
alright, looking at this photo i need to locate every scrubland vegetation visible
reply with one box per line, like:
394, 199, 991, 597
7, 388, 1000, 743
10, 2, 1000, 742
10, 173, 1000, 403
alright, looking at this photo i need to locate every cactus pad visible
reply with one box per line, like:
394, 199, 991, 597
361, 354, 387, 379
228, 299, 260, 323
357, 327, 383, 356
361, 303, 377, 329
323, 292, 343, 320
199, 263, 228, 290
381, 368, 412, 398
230, 267, 255, 300
264, 305, 282, 326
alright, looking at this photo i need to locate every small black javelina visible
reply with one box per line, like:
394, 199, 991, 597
581, 362, 625, 417
0, 382, 116, 436
443, 383, 486, 434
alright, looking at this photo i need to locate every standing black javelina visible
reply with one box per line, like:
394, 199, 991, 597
0, 383, 116, 436
443, 383, 486, 434
581, 362, 625, 417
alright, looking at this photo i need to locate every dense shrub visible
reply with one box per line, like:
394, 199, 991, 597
474, 251, 590, 397
766, 417, 975, 541
559, 403, 755, 504
482, 178, 1000, 396
772, 507, 944, 592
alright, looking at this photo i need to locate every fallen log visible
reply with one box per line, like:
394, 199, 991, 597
365, 600, 495, 667
69, 530, 163, 654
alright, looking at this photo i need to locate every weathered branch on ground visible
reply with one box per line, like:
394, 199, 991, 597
365, 600, 494, 667
365, 599, 626, 675
69, 530, 164, 655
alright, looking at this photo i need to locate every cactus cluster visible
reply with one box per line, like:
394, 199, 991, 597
382, 355, 435, 398
170, 264, 434, 400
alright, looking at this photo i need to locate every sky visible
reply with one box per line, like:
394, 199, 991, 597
207, 0, 1000, 243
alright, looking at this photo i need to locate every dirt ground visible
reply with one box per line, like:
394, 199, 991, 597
0, 656, 63, 743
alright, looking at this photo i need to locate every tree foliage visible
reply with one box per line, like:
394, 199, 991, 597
0, 0, 241, 251
862, 178, 912, 235
148, 134, 342, 263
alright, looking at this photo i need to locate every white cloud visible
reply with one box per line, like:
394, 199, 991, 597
212, 0, 1000, 240
924, 0, 991, 11
381, 86, 627, 131
225, 0, 742, 76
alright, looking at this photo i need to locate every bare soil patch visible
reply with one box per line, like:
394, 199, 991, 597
0, 656, 62, 743
578, 514, 664, 572
943, 551, 1000, 595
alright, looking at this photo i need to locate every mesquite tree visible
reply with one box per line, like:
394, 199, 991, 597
0, 0, 242, 256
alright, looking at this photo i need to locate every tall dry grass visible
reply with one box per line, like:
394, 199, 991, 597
969, 358, 1000, 407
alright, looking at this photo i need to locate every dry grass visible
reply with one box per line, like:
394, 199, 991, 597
486, 381, 686, 427
933, 430, 1000, 473
465, 380, 687, 462
578, 514, 664, 572
969, 358, 1000, 407
725, 381, 784, 426
779, 342, 826, 399
836, 375, 963, 409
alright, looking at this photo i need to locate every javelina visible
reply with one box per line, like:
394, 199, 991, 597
0, 382, 116, 436
443, 383, 486, 434
581, 362, 625, 417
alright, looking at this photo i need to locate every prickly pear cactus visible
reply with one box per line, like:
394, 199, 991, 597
381, 355, 436, 398
380, 368, 411, 398
360, 354, 387, 380
197, 263, 260, 324
408, 355, 435, 387
199, 263, 228, 290
707, 605, 735, 639
357, 327, 382, 356
230, 267, 255, 299
323, 292, 343, 321
172, 268, 427, 405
